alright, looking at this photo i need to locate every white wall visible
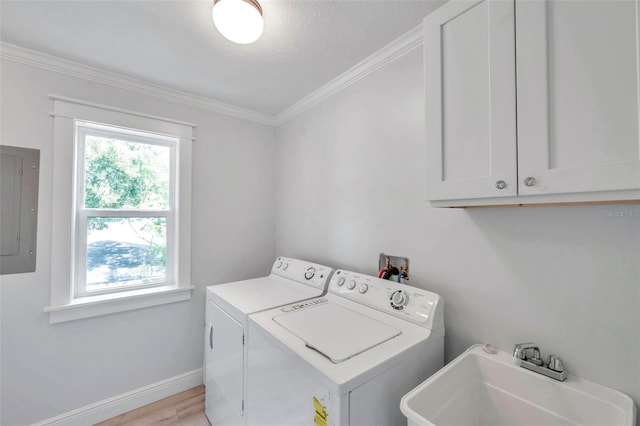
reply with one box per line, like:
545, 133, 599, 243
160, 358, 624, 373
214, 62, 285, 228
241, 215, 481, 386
0, 59, 276, 425
2, 36, 639, 425
275, 47, 640, 414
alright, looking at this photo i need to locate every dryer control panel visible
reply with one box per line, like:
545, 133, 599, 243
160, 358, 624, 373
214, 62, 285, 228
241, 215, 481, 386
328, 270, 443, 335
271, 257, 333, 291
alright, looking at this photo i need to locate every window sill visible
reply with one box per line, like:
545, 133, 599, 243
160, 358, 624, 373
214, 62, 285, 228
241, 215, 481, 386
44, 285, 194, 324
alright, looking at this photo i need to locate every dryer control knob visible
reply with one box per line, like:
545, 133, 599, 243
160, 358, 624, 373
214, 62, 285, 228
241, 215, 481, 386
336, 277, 346, 286
282, 263, 289, 270
358, 283, 369, 294
304, 267, 316, 280
275, 261, 282, 269
390, 290, 409, 310
347, 280, 357, 290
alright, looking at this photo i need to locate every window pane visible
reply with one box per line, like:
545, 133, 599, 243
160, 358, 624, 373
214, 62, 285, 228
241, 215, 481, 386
85, 217, 167, 292
84, 135, 170, 210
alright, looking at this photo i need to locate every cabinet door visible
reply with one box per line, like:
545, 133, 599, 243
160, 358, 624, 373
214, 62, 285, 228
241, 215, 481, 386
424, 0, 517, 201
516, 0, 640, 196
205, 300, 244, 425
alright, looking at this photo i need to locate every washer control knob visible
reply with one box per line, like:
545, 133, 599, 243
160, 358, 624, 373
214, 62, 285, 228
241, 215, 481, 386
358, 283, 369, 294
390, 290, 409, 310
275, 261, 282, 269
347, 280, 357, 290
282, 263, 289, 270
336, 277, 346, 286
304, 267, 316, 280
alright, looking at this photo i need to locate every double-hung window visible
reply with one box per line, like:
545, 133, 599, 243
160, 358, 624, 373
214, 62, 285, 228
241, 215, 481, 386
75, 122, 176, 296
46, 96, 193, 323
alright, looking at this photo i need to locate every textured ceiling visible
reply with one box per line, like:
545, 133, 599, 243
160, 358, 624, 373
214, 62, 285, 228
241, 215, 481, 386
0, 0, 444, 115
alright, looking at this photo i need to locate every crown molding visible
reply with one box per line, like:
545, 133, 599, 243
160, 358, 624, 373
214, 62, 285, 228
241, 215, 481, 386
1, 23, 422, 128
0, 42, 277, 126
275, 24, 423, 125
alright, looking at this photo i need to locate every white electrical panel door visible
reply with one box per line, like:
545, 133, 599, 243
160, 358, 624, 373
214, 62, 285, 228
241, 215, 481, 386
1, 153, 22, 256
0, 145, 39, 274
424, 0, 517, 200
516, 0, 640, 195
205, 300, 244, 426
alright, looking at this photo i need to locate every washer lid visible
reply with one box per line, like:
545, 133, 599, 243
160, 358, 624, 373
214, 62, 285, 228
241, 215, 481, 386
273, 302, 402, 363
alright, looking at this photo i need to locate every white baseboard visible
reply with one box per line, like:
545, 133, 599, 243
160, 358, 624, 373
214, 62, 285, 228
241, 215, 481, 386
31, 369, 203, 426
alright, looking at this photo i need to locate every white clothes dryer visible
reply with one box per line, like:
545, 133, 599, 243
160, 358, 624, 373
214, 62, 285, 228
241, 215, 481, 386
205, 257, 333, 426
246, 269, 444, 426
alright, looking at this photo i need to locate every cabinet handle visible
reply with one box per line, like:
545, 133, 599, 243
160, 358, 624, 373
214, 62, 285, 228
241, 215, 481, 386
209, 324, 213, 350
524, 177, 537, 187
495, 180, 507, 190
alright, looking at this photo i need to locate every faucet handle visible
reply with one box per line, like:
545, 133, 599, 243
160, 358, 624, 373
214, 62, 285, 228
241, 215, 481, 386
547, 355, 565, 373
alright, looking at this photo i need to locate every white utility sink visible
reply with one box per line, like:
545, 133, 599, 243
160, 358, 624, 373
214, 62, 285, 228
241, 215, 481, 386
400, 344, 636, 426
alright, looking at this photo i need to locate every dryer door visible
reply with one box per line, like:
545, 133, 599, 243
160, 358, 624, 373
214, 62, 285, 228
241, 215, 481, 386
205, 300, 244, 425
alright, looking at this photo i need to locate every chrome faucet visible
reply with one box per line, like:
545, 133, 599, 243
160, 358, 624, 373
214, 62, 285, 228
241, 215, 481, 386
513, 342, 567, 381
513, 342, 543, 365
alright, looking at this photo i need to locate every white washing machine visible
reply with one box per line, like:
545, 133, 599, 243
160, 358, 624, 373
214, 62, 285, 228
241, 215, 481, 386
205, 257, 334, 426
246, 269, 444, 426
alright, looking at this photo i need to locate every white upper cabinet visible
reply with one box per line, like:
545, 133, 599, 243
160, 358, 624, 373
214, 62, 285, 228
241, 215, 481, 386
424, 0, 517, 201
425, 0, 640, 206
516, 0, 640, 196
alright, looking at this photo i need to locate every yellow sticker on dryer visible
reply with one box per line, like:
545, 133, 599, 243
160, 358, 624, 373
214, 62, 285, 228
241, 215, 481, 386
313, 396, 328, 426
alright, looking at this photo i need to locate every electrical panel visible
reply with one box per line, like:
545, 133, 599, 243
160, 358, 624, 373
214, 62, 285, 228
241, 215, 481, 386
1, 145, 39, 275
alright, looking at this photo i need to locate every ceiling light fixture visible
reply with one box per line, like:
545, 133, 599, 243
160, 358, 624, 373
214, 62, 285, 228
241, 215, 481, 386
212, 0, 264, 45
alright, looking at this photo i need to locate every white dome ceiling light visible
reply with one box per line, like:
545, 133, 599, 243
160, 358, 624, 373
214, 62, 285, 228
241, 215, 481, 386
212, 0, 264, 45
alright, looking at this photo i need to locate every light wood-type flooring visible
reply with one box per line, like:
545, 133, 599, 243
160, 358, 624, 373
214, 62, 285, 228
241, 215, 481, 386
96, 386, 209, 426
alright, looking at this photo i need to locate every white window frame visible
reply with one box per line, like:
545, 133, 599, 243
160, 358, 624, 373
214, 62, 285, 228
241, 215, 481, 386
74, 122, 178, 297
45, 95, 194, 324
